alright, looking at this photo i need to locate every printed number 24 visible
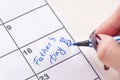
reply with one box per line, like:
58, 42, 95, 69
39, 74, 49, 80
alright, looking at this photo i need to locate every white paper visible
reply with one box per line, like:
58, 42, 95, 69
0, 0, 104, 80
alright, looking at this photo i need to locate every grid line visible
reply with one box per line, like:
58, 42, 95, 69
0, 19, 39, 80
25, 52, 81, 80
0, 0, 102, 79
0, 4, 47, 26
94, 77, 101, 80
0, 48, 18, 59
44, 0, 101, 80
19, 27, 64, 49
0, 27, 64, 59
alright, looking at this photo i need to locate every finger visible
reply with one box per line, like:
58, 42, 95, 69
95, 6, 120, 36
97, 34, 120, 72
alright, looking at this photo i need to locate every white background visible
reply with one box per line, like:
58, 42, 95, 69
51, 0, 120, 80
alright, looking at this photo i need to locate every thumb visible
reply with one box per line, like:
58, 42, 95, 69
96, 34, 120, 72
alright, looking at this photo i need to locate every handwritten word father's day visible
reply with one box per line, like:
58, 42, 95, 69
33, 37, 73, 66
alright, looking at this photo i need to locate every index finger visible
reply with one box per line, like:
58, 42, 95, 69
95, 6, 120, 36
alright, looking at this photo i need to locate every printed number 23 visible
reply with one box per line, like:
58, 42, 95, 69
39, 74, 49, 80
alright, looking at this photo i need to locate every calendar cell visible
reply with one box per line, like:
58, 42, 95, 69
0, 51, 34, 80
0, 26, 17, 57
0, 0, 46, 22
37, 54, 99, 80
5, 5, 63, 48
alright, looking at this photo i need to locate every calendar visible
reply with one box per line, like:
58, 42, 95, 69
0, 0, 103, 80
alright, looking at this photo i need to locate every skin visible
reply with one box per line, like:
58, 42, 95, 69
95, 6, 120, 72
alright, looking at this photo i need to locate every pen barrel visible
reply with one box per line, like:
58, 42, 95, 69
78, 40, 90, 46
113, 36, 120, 43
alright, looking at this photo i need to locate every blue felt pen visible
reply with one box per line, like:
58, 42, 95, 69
73, 34, 120, 50
73, 34, 120, 71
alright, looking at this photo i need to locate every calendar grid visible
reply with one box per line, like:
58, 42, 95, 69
95, 77, 100, 80
0, 27, 64, 59
0, 0, 102, 80
26, 52, 80, 80
19, 27, 64, 50
0, 19, 40, 80
45, 0, 101, 80
0, 3, 47, 26
0, 48, 18, 59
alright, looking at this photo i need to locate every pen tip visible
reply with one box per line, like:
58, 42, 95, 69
73, 43, 77, 46
72, 40, 90, 46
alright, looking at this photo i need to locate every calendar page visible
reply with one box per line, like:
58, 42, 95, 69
0, 0, 104, 80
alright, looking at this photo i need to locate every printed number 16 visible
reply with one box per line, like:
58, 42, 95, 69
23, 48, 33, 55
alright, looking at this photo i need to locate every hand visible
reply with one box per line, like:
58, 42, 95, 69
95, 6, 120, 72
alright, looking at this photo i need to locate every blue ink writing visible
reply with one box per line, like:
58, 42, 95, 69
49, 47, 66, 64
48, 37, 56, 42
60, 37, 72, 47
33, 37, 72, 66
33, 42, 51, 65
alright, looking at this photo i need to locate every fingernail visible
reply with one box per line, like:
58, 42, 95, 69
104, 65, 110, 71
89, 30, 96, 38
91, 34, 101, 50
96, 34, 102, 50
96, 34, 101, 43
